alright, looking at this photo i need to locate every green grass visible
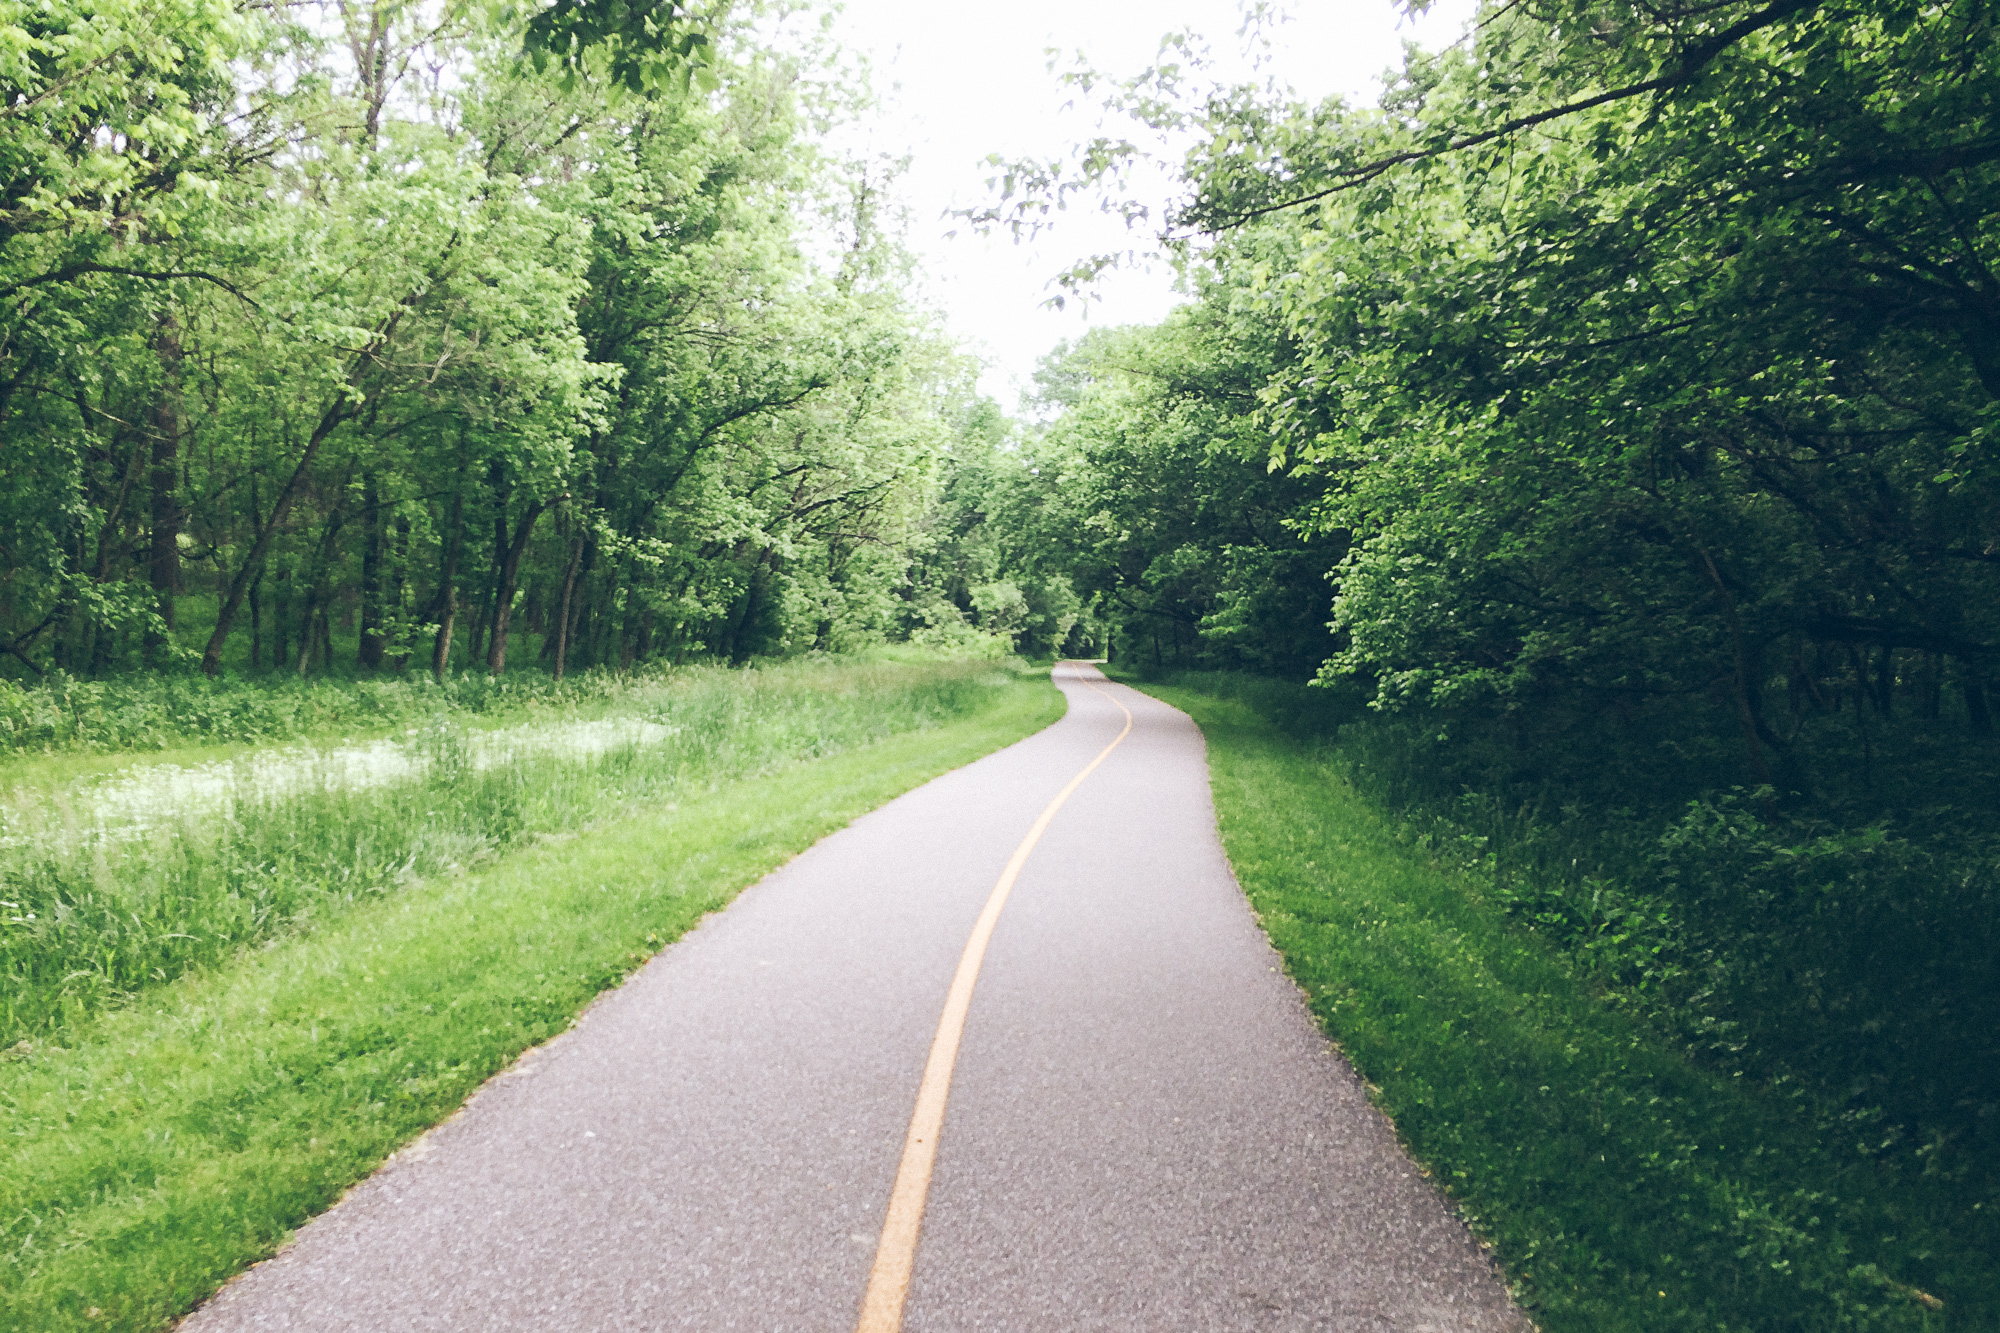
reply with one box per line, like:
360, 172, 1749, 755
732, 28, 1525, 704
1132, 682, 1980, 1333
0, 666, 1063, 1332
3, 658, 1025, 1038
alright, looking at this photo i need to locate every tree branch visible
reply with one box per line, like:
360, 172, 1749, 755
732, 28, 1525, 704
0, 262, 260, 306
1198, 0, 1823, 229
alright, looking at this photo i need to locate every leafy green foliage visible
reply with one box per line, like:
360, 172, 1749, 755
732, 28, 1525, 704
943, 311, 1344, 673
520, 0, 716, 93
0, 0, 1005, 686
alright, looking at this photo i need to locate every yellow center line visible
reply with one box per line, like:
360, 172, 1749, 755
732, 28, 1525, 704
853, 665, 1134, 1333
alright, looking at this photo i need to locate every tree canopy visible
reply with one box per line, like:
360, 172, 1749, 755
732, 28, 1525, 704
979, 0, 1999, 768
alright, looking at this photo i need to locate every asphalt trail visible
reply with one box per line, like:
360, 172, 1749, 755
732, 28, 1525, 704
183, 664, 1527, 1332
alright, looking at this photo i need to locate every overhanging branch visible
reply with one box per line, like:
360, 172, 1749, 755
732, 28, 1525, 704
1197, 0, 1822, 229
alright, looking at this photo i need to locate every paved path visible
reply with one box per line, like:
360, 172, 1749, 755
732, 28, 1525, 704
184, 666, 1527, 1332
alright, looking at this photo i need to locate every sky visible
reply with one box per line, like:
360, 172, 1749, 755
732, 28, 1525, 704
817, 0, 1479, 402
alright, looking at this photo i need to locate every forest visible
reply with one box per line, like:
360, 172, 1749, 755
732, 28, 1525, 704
2, 0, 1998, 1326
0, 0, 1065, 684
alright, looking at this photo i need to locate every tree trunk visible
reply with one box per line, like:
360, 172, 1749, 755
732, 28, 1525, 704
200, 393, 359, 676
249, 568, 263, 668
245, 472, 264, 669
294, 493, 350, 677
566, 538, 599, 670
553, 526, 584, 682
358, 470, 386, 670
472, 460, 508, 667
294, 595, 317, 676
591, 551, 629, 669
273, 571, 291, 671
486, 498, 548, 675
430, 485, 465, 682
716, 547, 769, 663
432, 586, 457, 681
1964, 668, 1994, 737
1695, 547, 1776, 802
147, 322, 184, 656
388, 511, 411, 670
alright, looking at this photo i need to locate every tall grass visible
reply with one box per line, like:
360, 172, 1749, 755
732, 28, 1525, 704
2, 658, 1019, 1040
0, 663, 682, 757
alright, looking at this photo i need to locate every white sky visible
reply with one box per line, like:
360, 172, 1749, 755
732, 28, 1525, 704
820, 0, 1479, 402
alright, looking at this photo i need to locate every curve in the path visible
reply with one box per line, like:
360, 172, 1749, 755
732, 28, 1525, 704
182, 664, 1527, 1333
856, 672, 1134, 1332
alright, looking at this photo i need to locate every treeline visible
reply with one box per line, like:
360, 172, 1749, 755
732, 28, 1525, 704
996, 0, 1999, 754
0, 0, 1021, 681
966, 0, 2000, 1219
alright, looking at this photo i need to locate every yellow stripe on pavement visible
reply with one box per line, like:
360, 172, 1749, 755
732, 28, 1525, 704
854, 667, 1134, 1333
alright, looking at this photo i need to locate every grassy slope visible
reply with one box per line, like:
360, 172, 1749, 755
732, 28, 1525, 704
5, 660, 1032, 1040
0, 673, 1063, 1333
1134, 683, 1968, 1333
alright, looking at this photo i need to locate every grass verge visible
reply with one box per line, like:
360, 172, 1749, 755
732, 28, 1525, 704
1131, 681, 1974, 1333
0, 669, 1063, 1332
4, 659, 1021, 1038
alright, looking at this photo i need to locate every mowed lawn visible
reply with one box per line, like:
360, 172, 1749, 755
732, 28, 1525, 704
1137, 683, 1974, 1333
1, 673, 1063, 1333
